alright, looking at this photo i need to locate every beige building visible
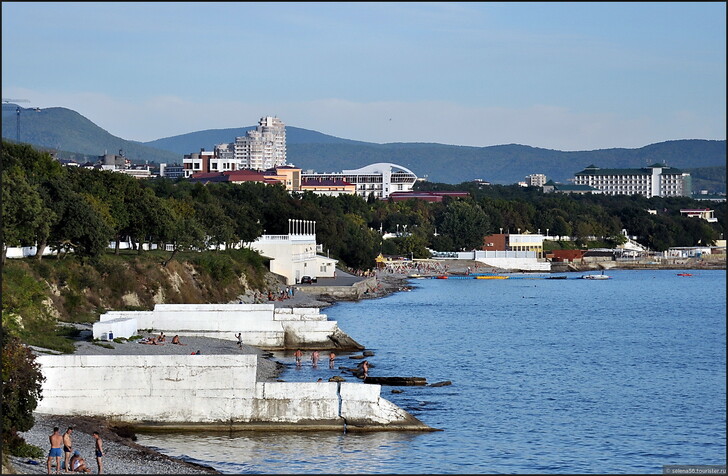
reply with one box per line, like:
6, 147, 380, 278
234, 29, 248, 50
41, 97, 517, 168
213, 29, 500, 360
300, 177, 356, 196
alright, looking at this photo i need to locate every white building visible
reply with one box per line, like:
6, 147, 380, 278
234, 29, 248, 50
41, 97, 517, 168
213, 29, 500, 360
233, 116, 287, 171
301, 163, 417, 199
243, 220, 337, 285
183, 116, 286, 177
526, 174, 547, 186
573, 163, 691, 197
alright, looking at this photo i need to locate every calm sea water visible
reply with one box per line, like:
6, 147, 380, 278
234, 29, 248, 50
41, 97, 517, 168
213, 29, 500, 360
136, 269, 726, 474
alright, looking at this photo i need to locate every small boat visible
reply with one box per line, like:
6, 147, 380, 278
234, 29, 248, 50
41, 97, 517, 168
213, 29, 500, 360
475, 275, 509, 280
582, 273, 611, 280
435, 275, 449, 279
677, 273, 693, 276
408, 274, 424, 279
546, 275, 567, 280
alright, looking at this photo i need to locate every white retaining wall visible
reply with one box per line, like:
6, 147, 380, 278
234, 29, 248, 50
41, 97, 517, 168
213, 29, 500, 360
34, 354, 427, 430
95, 304, 342, 349
92, 318, 138, 340
475, 257, 551, 271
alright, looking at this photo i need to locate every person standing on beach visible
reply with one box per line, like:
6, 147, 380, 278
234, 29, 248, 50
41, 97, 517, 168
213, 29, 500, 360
62, 426, 74, 472
92, 431, 103, 474
235, 332, 243, 349
47, 427, 63, 474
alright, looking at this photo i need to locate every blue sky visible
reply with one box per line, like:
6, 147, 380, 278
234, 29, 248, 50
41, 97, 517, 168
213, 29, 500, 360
2, 2, 725, 150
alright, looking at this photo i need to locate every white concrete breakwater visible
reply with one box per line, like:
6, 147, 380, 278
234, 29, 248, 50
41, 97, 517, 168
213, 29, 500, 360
34, 353, 433, 432
43, 303, 433, 432
94, 303, 363, 350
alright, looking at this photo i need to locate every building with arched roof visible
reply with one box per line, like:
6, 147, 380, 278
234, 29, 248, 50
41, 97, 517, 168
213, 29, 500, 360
300, 163, 417, 199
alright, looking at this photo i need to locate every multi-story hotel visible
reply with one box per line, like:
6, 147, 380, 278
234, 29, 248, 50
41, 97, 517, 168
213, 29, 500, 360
572, 163, 691, 197
300, 163, 417, 199
183, 116, 286, 177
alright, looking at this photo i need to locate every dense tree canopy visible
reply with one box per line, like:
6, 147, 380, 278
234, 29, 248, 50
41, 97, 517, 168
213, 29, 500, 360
2, 140, 724, 269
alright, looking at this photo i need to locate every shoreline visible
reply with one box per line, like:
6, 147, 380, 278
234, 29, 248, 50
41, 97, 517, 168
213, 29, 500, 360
5, 263, 722, 474
4, 271, 412, 475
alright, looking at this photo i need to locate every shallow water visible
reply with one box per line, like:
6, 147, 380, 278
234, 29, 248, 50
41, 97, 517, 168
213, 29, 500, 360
137, 269, 726, 474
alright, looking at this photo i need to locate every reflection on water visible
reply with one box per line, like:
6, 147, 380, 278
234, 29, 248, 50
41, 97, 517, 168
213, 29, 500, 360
136, 430, 423, 474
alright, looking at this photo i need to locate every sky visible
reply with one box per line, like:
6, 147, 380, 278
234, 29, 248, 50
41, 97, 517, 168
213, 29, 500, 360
2, 2, 726, 151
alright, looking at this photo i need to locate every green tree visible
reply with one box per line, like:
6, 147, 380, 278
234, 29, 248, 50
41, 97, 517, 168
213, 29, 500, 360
1, 167, 51, 264
438, 200, 491, 250
1, 336, 45, 453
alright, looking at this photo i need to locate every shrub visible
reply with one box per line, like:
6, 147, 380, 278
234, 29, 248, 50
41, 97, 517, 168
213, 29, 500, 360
1, 337, 45, 453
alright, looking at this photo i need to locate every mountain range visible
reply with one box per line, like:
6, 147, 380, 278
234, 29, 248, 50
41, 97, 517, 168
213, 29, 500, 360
2, 103, 725, 191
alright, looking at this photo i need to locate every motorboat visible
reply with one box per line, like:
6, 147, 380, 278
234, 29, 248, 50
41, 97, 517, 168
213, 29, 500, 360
582, 273, 611, 280
676, 273, 693, 277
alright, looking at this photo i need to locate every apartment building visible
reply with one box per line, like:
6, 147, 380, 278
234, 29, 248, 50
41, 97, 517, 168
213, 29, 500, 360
572, 163, 691, 197
183, 116, 286, 177
233, 116, 286, 170
526, 173, 547, 186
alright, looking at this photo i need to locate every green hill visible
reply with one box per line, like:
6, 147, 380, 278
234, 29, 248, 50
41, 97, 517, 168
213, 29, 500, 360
2, 102, 724, 190
1, 103, 182, 164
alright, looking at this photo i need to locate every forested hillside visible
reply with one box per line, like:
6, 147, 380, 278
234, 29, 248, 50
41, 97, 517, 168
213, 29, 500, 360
2, 103, 724, 189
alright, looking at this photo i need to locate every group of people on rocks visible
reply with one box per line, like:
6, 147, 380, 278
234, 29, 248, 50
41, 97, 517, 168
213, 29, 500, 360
46, 426, 103, 474
266, 287, 295, 301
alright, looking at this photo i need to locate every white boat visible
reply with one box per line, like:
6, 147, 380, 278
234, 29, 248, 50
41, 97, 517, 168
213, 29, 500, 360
582, 272, 611, 280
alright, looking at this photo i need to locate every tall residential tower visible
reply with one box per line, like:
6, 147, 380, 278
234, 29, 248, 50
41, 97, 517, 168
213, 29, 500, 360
234, 116, 287, 170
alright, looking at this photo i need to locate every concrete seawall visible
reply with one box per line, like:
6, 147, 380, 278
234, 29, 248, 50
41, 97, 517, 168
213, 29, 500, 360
35, 354, 434, 432
95, 303, 363, 350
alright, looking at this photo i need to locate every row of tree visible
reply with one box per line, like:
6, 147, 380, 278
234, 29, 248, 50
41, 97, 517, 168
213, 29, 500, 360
2, 140, 724, 269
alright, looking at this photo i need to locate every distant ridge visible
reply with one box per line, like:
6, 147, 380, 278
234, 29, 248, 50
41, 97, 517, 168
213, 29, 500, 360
144, 126, 370, 155
1, 103, 180, 164
1, 103, 724, 189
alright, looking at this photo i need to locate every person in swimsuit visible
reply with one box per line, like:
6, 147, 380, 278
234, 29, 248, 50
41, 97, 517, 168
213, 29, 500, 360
69, 451, 91, 473
171, 335, 185, 345
311, 350, 320, 367
329, 351, 336, 369
294, 349, 303, 366
47, 427, 63, 474
92, 432, 103, 474
63, 427, 73, 472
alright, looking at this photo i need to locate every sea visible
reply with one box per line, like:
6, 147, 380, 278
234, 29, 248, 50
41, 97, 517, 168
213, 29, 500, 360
135, 269, 726, 474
